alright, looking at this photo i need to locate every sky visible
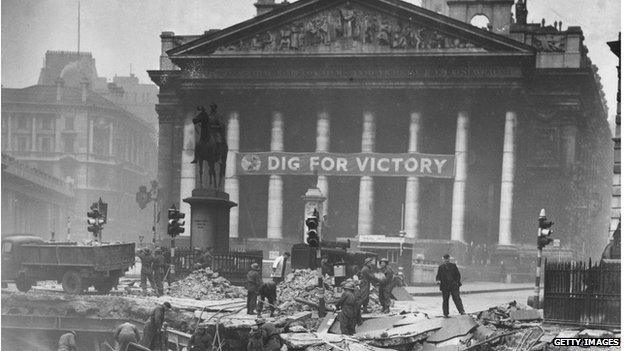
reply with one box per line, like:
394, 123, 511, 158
1, 0, 621, 120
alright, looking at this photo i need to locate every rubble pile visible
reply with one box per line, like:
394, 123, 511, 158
276, 269, 382, 317
168, 267, 246, 300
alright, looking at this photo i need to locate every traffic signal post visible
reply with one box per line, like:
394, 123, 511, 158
302, 188, 326, 318
167, 204, 186, 280
86, 198, 107, 243
528, 208, 555, 308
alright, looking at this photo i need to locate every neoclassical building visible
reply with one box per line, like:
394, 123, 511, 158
149, 0, 611, 262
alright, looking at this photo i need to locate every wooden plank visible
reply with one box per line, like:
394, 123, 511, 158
317, 312, 337, 334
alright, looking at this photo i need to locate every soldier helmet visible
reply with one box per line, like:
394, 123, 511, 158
251, 263, 260, 270
163, 302, 172, 309
344, 282, 355, 290
380, 258, 389, 263
443, 254, 450, 259
364, 257, 373, 264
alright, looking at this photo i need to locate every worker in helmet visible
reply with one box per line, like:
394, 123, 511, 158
57, 330, 77, 351
335, 282, 359, 335
378, 258, 395, 313
246, 262, 263, 315
358, 257, 380, 314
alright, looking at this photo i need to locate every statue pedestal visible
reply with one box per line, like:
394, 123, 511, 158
183, 188, 237, 253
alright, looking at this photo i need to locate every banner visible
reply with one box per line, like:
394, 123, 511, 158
236, 152, 455, 178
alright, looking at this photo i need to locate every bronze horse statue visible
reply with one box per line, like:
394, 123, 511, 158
192, 104, 228, 189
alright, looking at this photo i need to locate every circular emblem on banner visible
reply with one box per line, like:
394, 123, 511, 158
241, 154, 261, 172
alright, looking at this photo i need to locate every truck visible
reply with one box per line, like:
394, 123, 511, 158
1, 235, 136, 294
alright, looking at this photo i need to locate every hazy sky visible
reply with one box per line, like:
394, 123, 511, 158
1, 0, 621, 118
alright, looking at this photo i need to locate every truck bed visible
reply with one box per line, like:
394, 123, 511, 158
19, 243, 135, 272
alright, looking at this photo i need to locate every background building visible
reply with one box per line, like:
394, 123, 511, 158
1, 51, 158, 243
149, 0, 611, 267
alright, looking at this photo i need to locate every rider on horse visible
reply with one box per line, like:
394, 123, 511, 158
191, 103, 226, 164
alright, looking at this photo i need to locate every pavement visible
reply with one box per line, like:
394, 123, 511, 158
405, 282, 533, 296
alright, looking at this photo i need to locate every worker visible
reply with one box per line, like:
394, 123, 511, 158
152, 248, 166, 296
140, 302, 171, 350
271, 252, 290, 283
189, 326, 213, 351
137, 248, 156, 295
246, 326, 264, 351
255, 318, 286, 351
114, 322, 141, 351
321, 256, 334, 277
435, 254, 465, 318
57, 330, 77, 351
335, 282, 358, 335
358, 257, 380, 314
257, 280, 277, 317
378, 258, 395, 313
246, 262, 263, 315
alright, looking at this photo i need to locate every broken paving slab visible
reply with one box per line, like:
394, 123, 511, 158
391, 286, 414, 301
578, 329, 615, 338
555, 330, 580, 338
421, 343, 463, 351
509, 309, 542, 321
426, 315, 478, 343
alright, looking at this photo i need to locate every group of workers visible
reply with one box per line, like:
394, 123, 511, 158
57, 302, 172, 351
137, 247, 168, 296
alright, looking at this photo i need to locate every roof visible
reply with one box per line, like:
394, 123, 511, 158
2, 85, 122, 111
167, 0, 535, 58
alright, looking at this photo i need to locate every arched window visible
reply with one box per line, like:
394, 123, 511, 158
470, 14, 491, 31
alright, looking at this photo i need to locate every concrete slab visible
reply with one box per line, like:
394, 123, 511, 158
426, 315, 478, 343
316, 312, 337, 334
556, 330, 580, 338
392, 313, 429, 327
382, 318, 444, 339
392, 286, 414, 301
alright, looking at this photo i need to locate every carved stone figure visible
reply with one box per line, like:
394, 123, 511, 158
192, 104, 228, 189
377, 20, 391, 46
340, 6, 357, 38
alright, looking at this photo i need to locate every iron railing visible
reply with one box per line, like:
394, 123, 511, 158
543, 258, 620, 328
166, 249, 263, 285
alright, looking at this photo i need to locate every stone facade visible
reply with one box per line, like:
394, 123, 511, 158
149, 0, 611, 261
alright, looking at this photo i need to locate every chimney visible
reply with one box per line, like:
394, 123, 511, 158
80, 77, 90, 102
254, 0, 287, 16
55, 78, 65, 101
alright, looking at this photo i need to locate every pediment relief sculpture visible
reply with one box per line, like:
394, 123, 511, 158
214, 3, 484, 54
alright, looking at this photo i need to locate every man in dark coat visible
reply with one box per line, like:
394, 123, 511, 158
114, 322, 141, 351
137, 248, 155, 294
257, 281, 277, 317
246, 263, 263, 315
378, 258, 395, 313
435, 254, 465, 317
152, 248, 166, 296
335, 282, 358, 335
358, 257, 379, 314
141, 302, 171, 349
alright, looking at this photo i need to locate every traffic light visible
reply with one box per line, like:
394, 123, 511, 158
87, 202, 101, 235
167, 205, 185, 237
305, 209, 320, 247
537, 208, 554, 249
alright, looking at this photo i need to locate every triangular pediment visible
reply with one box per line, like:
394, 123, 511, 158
168, 0, 534, 57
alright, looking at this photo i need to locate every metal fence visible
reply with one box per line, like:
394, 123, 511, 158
543, 258, 620, 328
166, 249, 263, 285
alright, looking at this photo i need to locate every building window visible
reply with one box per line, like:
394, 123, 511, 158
65, 116, 74, 130
17, 117, 28, 130
41, 118, 53, 131
64, 135, 75, 153
17, 137, 29, 151
40, 137, 52, 153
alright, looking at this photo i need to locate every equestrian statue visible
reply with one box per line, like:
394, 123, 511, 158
191, 103, 228, 189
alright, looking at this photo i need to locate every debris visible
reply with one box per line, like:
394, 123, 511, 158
578, 329, 614, 338
390, 286, 414, 301
426, 315, 478, 343
509, 309, 542, 321
167, 267, 246, 300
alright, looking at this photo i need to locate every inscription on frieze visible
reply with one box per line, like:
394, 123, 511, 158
213, 2, 485, 54
195, 66, 522, 80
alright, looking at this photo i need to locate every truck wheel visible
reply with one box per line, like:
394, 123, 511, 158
61, 270, 83, 294
15, 277, 32, 292
94, 279, 113, 294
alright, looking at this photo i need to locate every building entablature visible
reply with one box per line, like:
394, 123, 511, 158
1, 153, 74, 199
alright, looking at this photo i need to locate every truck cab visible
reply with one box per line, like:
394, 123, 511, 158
1, 235, 44, 286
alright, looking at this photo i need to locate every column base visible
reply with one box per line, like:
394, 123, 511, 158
183, 188, 237, 253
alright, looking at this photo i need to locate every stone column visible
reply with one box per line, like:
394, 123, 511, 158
31, 116, 37, 151
88, 119, 94, 154
498, 111, 517, 246
358, 111, 376, 235
108, 123, 114, 156
451, 110, 469, 243
404, 112, 422, 238
156, 118, 175, 239
267, 111, 284, 239
316, 110, 330, 217
179, 111, 195, 236
225, 111, 240, 238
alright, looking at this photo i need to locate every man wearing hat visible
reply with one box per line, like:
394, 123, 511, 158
137, 248, 156, 295
141, 302, 172, 349
257, 280, 277, 317
358, 257, 380, 314
246, 262, 263, 315
435, 254, 465, 317
253, 318, 285, 351
114, 321, 141, 351
57, 330, 77, 351
378, 258, 395, 313
152, 247, 166, 296
335, 282, 359, 335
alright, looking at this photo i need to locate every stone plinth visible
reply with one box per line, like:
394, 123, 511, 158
183, 188, 237, 253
